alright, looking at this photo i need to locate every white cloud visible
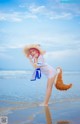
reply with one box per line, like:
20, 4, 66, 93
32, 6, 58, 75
0, 13, 6, 21
29, 5, 46, 14
0, 44, 22, 59
57, 3, 80, 15
28, 4, 73, 20
0, 12, 22, 22
28, 3, 80, 19
50, 12, 73, 19
0, 11, 37, 22
0, 43, 31, 51
45, 49, 80, 60
1, 3, 79, 22
0, 42, 80, 61
23, 12, 37, 19
10, 17, 22, 22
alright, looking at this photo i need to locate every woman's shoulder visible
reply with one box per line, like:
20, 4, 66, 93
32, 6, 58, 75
38, 55, 44, 59
38, 55, 45, 62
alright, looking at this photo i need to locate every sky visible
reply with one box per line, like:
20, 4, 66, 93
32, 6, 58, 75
0, 0, 80, 71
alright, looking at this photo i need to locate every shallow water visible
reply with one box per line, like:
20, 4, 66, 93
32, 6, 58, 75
0, 70, 80, 124
0, 70, 80, 102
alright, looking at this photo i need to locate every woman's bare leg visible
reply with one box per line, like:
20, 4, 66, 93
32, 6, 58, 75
44, 75, 56, 105
40, 75, 56, 106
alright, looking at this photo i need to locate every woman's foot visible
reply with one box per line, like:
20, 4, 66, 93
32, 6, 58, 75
39, 102, 48, 106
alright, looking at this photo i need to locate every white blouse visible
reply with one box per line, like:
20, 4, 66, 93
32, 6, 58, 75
36, 55, 56, 79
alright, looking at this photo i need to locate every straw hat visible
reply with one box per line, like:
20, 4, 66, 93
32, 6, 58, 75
23, 44, 46, 57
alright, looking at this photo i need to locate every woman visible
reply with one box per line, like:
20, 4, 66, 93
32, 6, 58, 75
23, 44, 72, 106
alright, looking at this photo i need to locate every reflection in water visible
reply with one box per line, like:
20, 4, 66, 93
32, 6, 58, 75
44, 106, 70, 124
44, 106, 52, 124
57, 121, 70, 124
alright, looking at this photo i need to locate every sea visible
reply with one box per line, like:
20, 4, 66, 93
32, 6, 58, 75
0, 70, 80, 124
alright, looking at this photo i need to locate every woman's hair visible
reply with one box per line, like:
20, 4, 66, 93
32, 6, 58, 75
29, 48, 40, 57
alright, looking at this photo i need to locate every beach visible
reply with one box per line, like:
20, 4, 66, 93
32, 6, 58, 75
0, 70, 80, 124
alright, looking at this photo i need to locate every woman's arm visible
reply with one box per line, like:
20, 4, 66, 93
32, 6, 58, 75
29, 55, 44, 68
28, 56, 39, 68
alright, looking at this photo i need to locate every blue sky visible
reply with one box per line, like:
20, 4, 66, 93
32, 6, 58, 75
0, 0, 80, 71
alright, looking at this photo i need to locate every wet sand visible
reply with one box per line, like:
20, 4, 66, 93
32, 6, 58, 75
0, 98, 80, 124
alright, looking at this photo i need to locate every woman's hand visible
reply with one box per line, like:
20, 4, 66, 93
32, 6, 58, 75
33, 63, 38, 68
28, 55, 38, 68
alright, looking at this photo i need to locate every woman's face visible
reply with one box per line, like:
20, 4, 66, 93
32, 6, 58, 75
29, 49, 40, 58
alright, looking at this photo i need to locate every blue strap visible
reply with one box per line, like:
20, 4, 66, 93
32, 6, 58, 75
31, 68, 41, 81
36, 68, 41, 79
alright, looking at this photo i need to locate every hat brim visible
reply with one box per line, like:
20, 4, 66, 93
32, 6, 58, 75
23, 44, 46, 57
